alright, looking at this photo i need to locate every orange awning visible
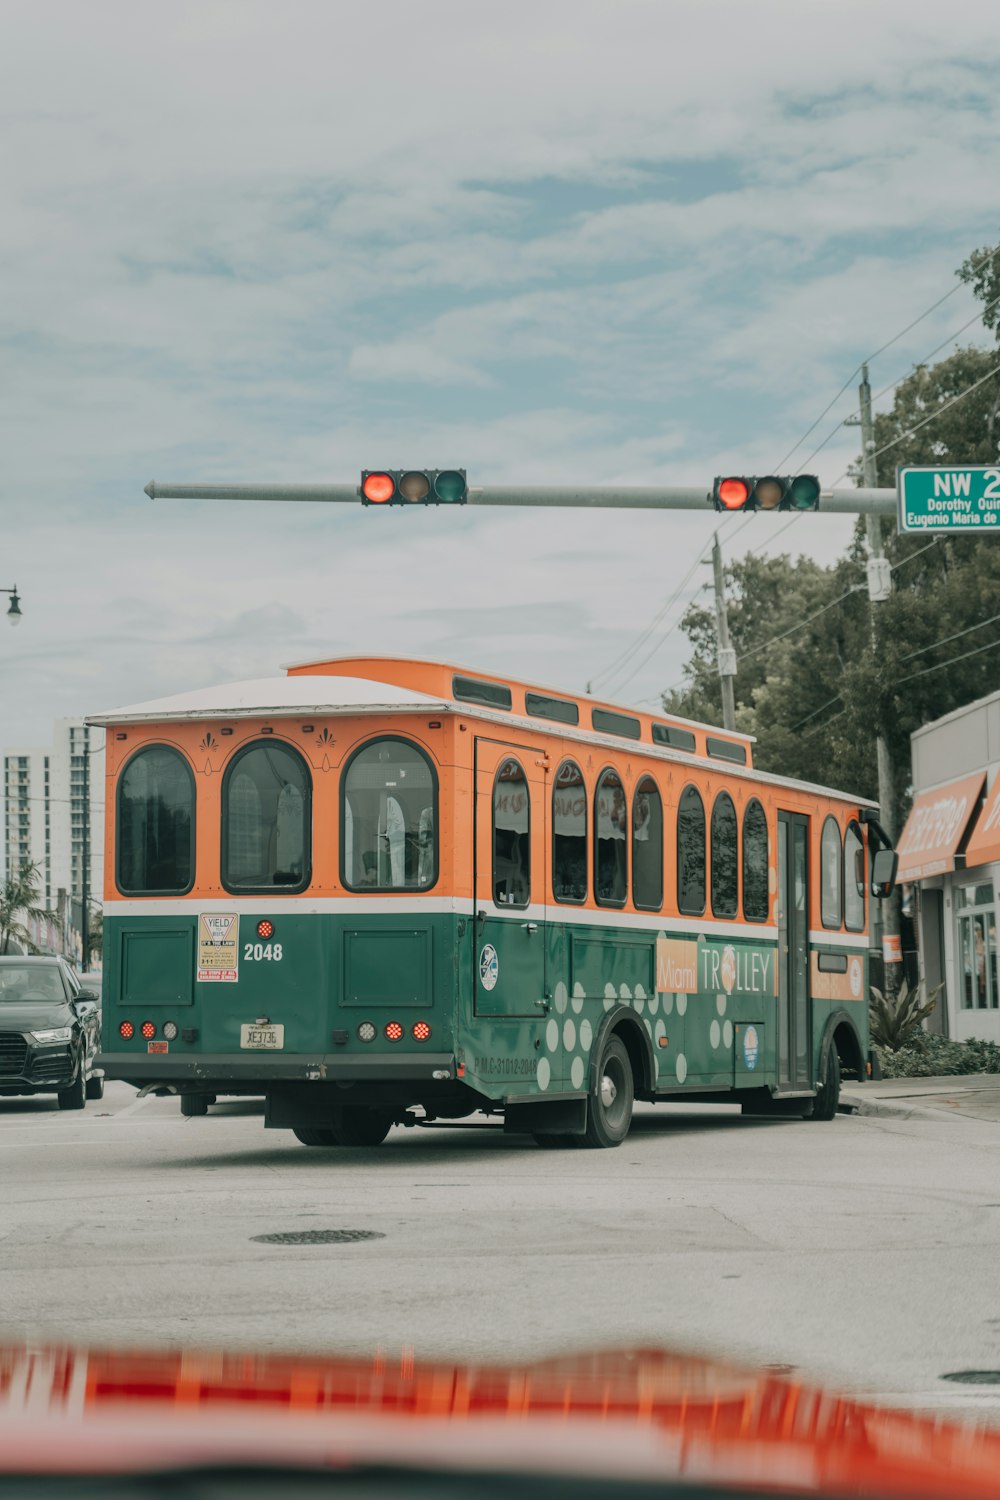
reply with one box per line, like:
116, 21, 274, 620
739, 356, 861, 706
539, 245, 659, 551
895, 770, 985, 883
964, 774, 1000, 870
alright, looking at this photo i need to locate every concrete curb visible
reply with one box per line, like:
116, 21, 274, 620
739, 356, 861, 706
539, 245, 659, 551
839, 1095, 954, 1123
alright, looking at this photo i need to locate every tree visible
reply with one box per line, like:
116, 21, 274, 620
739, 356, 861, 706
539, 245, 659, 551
0, 862, 54, 955
88, 907, 103, 962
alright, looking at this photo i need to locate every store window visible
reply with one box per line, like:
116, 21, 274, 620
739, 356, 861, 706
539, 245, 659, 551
956, 881, 998, 1010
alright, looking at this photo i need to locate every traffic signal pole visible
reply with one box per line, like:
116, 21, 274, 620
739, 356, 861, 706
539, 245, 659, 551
144, 481, 897, 513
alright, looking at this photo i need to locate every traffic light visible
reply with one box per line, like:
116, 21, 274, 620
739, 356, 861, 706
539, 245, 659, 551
711, 475, 821, 513
360, 469, 468, 506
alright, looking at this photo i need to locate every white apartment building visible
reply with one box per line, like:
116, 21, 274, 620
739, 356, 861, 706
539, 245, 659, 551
3, 720, 104, 952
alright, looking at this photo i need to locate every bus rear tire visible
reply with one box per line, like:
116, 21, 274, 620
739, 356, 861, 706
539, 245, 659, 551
806, 1046, 840, 1121
293, 1127, 341, 1147
582, 1034, 633, 1148
181, 1094, 209, 1117
333, 1108, 394, 1147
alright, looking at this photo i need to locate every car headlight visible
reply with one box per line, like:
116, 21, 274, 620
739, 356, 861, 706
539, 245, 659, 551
30, 1027, 73, 1044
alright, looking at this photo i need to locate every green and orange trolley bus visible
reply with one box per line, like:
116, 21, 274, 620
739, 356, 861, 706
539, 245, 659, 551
92, 656, 892, 1148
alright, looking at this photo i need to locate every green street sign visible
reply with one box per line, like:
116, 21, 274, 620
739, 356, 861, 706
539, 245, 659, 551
898, 465, 1000, 533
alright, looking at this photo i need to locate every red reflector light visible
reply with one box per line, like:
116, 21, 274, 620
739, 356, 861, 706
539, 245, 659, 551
119, 1020, 134, 1039
362, 472, 395, 504
256, 919, 274, 939
718, 478, 750, 509
412, 1021, 431, 1042
141, 1021, 156, 1040
385, 1021, 404, 1042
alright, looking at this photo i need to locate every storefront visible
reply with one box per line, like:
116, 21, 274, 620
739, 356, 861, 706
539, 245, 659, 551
896, 691, 1000, 1042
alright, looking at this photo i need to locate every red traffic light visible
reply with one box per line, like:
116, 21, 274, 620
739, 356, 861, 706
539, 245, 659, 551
361, 472, 395, 504
716, 477, 751, 510
711, 475, 821, 513
359, 469, 468, 506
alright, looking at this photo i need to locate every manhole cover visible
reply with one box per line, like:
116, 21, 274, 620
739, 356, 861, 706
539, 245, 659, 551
940, 1370, 1000, 1385
251, 1229, 386, 1245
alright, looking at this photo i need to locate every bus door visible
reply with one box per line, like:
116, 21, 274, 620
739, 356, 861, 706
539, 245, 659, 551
777, 811, 811, 1088
473, 738, 548, 1018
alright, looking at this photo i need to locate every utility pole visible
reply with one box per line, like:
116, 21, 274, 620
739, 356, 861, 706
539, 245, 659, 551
854, 363, 902, 990
80, 734, 90, 972
709, 533, 737, 732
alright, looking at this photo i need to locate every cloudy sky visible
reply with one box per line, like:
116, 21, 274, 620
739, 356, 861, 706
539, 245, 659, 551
3, 0, 999, 779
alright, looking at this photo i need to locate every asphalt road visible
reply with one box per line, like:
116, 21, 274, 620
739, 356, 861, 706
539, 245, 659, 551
3, 1082, 1000, 1424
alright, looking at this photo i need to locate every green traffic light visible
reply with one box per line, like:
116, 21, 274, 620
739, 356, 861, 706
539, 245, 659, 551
434, 469, 467, 504
788, 475, 821, 510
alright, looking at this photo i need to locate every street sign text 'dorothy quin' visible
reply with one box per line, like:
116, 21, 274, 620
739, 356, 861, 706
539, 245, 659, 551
898, 466, 1000, 533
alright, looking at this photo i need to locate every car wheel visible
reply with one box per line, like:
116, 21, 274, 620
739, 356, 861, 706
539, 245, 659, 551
180, 1094, 210, 1117
85, 1072, 104, 1101
58, 1067, 86, 1111
331, 1108, 395, 1146
582, 1034, 634, 1148
805, 1045, 841, 1121
293, 1127, 341, 1147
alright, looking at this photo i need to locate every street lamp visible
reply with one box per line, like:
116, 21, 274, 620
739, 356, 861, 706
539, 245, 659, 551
3, 586, 22, 626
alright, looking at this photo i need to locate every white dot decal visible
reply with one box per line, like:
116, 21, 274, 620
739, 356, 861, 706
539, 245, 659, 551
619, 983, 632, 1002
677, 994, 688, 1016
723, 1019, 733, 1048
647, 993, 659, 1016
633, 984, 646, 1014
563, 1018, 576, 1051
546, 1019, 559, 1053
654, 1018, 666, 1045
710, 1019, 721, 1049
579, 1018, 593, 1050
555, 982, 569, 1015
603, 982, 616, 1012
571, 1056, 585, 1089
716, 994, 727, 1016
662, 993, 674, 1015
643, 1017, 652, 1036
537, 1057, 550, 1090
675, 1053, 688, 1084
571, 987, 585, 1015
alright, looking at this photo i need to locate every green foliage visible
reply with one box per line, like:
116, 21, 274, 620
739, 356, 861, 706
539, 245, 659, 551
876, 1032, 1000, 1078
0, 862, 54, 955
869, 978, 940, 1051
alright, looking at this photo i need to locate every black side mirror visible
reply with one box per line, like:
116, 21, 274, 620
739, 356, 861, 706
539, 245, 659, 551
73, 993, 99, 1014
871, 848, 898, 899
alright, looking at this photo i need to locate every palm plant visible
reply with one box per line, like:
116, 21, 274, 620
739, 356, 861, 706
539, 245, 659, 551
0, 861, 55, 954
869, 977, 942, 1052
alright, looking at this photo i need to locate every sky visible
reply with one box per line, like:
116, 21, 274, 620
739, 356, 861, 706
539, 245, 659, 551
2, 0, 1000, 775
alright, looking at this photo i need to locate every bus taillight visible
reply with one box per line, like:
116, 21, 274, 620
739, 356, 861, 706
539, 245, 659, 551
119, 1020, 134, 1039
256, 919, 274, 939
141, 1021, 156, 1040
384, 1021, 404, 1042
412, 1021, 431, 1042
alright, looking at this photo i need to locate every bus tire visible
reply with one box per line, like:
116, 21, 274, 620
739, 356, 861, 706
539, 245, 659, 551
332, 1108, 394, 1147
293, 1127, 341, 1147
583, 1034, 634, 1148
181, 1094, 209, 1117
807, 1045, 840, 1121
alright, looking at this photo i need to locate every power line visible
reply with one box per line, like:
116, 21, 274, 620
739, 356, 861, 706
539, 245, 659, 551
790, 694, 844, 734
737, 584, 865, 664
897, 609, 1000, 665
890, 537, 940, 573
897, 633, 1000, 685
592, 545, 712, 695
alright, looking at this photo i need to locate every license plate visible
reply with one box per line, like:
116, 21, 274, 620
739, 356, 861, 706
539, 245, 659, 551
240, 1023, 285, 1050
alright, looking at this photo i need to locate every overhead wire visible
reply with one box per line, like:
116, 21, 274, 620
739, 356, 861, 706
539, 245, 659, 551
896, 633, 1000, 685
896, 608, 1000, 665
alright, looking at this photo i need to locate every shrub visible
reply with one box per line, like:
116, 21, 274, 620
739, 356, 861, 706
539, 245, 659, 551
869, 978, 941, 1051
875, 1032, 1000, 1078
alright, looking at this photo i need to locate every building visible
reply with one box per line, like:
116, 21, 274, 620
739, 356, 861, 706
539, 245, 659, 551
2, 719, 104, 959
895, 689, 1000, 1043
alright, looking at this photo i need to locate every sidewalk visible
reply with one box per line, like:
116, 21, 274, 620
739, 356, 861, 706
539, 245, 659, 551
840, 1073, 1000, 1123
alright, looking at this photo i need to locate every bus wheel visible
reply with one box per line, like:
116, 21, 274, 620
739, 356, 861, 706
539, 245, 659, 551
583, 1034, 634, 1148
181, 1094, 209, 1117
293, 1128, 341, 1147
806, 1045, 841, 1121
333, 1108, 395, 1147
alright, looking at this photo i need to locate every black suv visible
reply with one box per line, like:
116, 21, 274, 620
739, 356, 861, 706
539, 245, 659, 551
0, 957, 103, 1110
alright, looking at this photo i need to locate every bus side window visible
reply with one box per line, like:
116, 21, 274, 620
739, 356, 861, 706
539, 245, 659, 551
821, 816, 843, 928
742, 798, 769, 922
844, 819, 865, 931
632, 776, 663, 911
677, 785, 706, 916
493, 759, 530, 907
553, 760, 587, 903
594, 768, 627, 907
711, 791, 738, 919
117, 744, 196, 895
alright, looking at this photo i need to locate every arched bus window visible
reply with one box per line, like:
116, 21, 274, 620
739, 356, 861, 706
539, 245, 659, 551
342, 737, 437, 891
222, 741, 311, 893
595, 769, 627, 907
677, 785, 706, 916
632, 776, 663, 911
493, 758, 530, 907
821, 816, 843, 928
117, 745, 195, 895
711, 791, 738, 919
553, 760, 587, 903
844, 819, 866, 932
742, 798, 769, 922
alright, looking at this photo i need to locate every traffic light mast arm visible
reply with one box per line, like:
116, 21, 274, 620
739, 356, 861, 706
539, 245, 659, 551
145, 481, 897, 514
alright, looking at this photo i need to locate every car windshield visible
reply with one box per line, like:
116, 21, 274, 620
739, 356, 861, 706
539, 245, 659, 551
0, 966, 64, 1001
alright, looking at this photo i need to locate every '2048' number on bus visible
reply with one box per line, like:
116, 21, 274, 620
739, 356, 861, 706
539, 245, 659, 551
243, 942, 283, 962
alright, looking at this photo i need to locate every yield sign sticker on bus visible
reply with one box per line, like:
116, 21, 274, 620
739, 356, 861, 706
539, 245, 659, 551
197, 912, 239, 982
